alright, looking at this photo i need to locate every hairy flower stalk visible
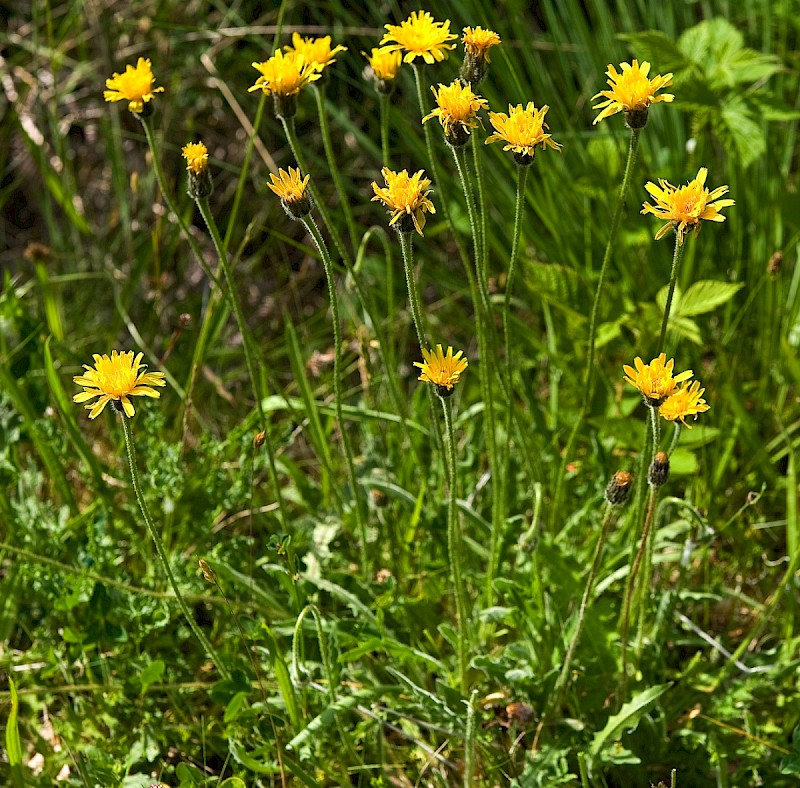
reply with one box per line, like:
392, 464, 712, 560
552, 472, 632, 710
416, 347, 470, 692
193, 187, 289, 532
551, 126, 642, 530
302, 214, 370, 574
363, 47, 402, 166
618, 356, 709, 697
269, 167, 369, 568
74, 353, 229, 679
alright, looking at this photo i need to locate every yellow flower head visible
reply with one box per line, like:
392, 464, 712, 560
642, 167, 734, 244
371, 167, 436, 235
414, 345, 468, 396
381, 11, 457, 65
659, 380, 710, 428
73, 351, 166, 419
485, 102, 562, 162
462, 26, 501, 63
182, 141, 208, 175
285, 32, 347, 71
592, 59, 673, 125
248, 50, 321, 97
268, 167, 311, 219
623, 353, 693, 407
422, 81, 488, 145
103, 57, 164, 114
363, 46, 403, 82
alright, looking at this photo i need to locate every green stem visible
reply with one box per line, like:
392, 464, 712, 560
399, 231, 429, 351
120, 412, 230, 679
553, 502, 616, 706
464, 689, 479, 788
620, 484, 656, 699
313, 84, 359, 250
551, 126, 641, 529
442, 396, 469, 693
195, 197, 289, 532
471, 131, 488, 285
452, 144, 503, 603
138, 116, 220, 290
452, 145, 491, 319
657, 235, 686, 354
619, 406, 660, 699
412, 64, 470, 269
303, 215, 369, 575
281, 116, 350, 266
378, 92, 390, 167
503, 165, 529, 387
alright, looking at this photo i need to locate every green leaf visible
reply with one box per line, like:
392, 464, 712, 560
717, 97, 767, 167
589, 682, 672, 759
6, 678, 23, 788
619, 31, 688, 72
675, 280, 745, 317
139, 659, 165, 695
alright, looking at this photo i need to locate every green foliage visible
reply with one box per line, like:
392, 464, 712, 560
2, 0, 799, 785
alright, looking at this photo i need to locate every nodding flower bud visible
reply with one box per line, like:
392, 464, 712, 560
605, 470, 633, 506
253, 430, 266, 449
648, 452, 670, 488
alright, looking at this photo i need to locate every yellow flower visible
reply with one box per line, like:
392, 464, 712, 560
248, 50, 321, 97
268, 167, 311, 219
623, 354, 693, 407
462, 26, 501, 62
642, 167, 734, 244
182, 142, 208, 175
284, 32, 346, 71
363, 46, 403, 82
485, 102, 562, 161
371, 167, 435, 235
380, 11, 457, 64
659, 380, 709, 427
414, 345, 468, 395
73, 351, 166, 419
103, 57, 164, 114
592, 60, 673, 125
422, 81, 488, 145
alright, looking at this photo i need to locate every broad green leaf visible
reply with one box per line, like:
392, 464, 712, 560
675, 280, 745, 317
717, 98, 767, 167
619, 31, 688, 72
589, 682, 672, 759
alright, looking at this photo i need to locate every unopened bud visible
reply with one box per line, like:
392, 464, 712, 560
768, 251, 782, 277
198, 559, 217, 583
648, 452, 670, 487
254, 430, 266, 449
625, 107, 649, 129
605, 470, 633, 506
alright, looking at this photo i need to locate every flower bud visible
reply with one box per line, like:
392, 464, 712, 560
198, 559, 217, 583
624, 107, 649, 129
605, 470, 633, 506
648, 452, 670, 487
254, 430, 266, 449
